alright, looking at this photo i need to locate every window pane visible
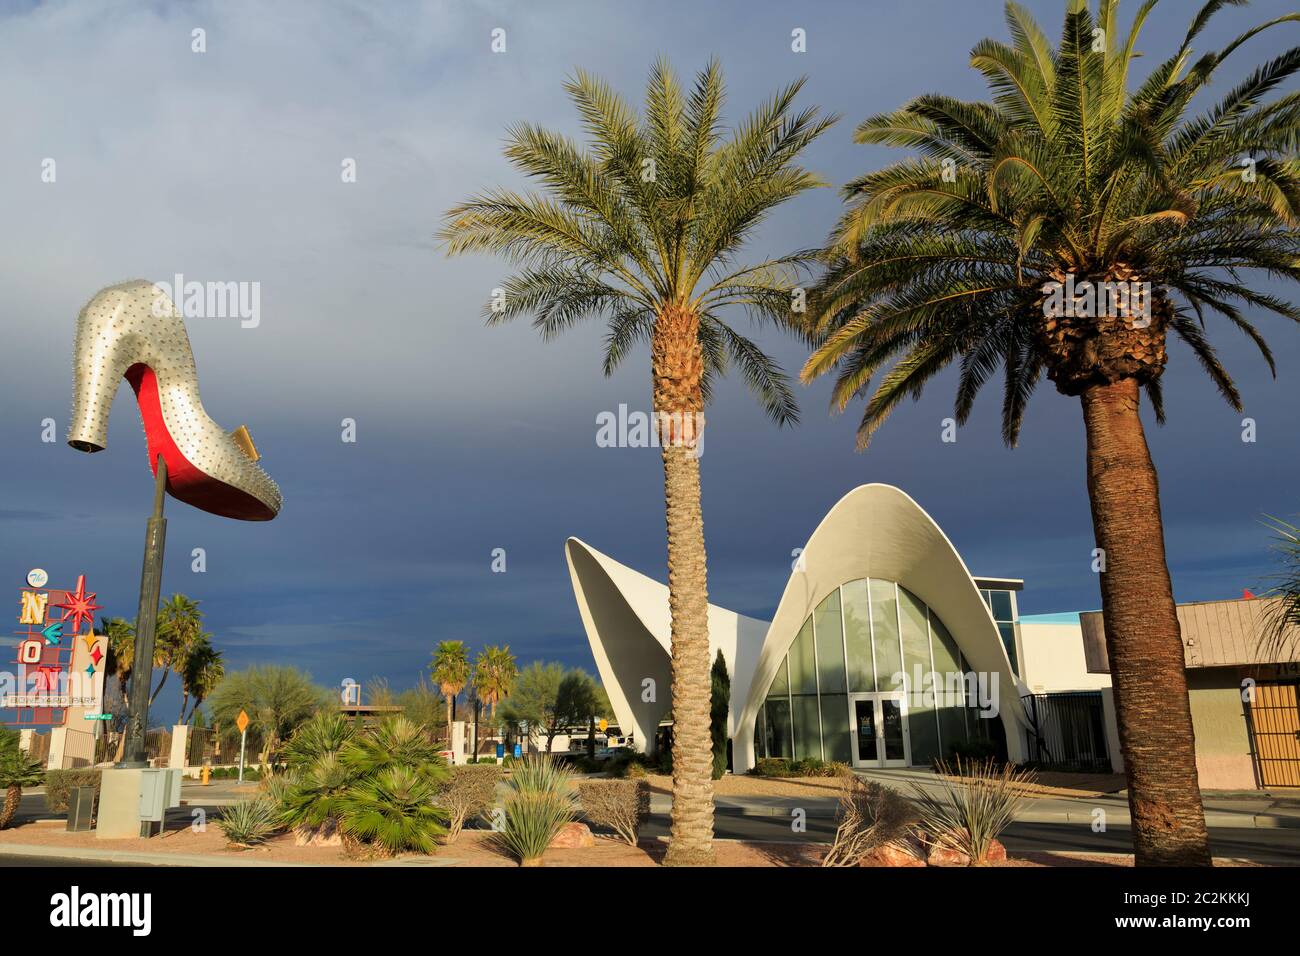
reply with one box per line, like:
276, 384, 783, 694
765, 698, 792, 759
999, 622, 1019, 675
788, 617, 818, 694
870, 579, 903, 692
791, 694, 821, 760
814, 590, 846, 694
930, 613, 967, 754
766, 655, 789, 698
899, 587, 938, 765
989, 589, 1013, 622
842, 579, 875, 692
820, 694, 850, 763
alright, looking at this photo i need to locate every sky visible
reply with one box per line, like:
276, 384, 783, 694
1, 0, 1297, 721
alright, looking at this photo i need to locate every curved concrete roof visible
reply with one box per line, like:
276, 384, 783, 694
734, 483, 1027, 769
566, 483, 1028, 771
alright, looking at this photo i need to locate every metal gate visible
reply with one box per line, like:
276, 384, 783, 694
1021, 691, 1111, 772
1248, 681, 1300, 788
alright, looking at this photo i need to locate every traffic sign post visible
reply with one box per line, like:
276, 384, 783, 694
236, 709, 250, 784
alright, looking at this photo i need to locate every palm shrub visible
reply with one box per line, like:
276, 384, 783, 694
282, 711, 356, 771
909, 759, 1035, 865
218, 798, 280, 848
822, 775, 917, 867
340, 715, 446, 778
803, 0, 1300, 866
337, 767, 448, 856
442, 59, 835, 865
0, 730, 44, 830
436, 764, 503, 842
493, 755, 576, 866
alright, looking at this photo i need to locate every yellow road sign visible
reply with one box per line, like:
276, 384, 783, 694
236, 710, 250, 734
598, 718, 608, 732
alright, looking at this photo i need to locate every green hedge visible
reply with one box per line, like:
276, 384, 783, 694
44, 769, 102, 813
749, 757, 848, 778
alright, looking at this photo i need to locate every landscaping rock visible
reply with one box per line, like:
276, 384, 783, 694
925, 835, 1007, 866
549, 822, 595, 849
859, 836, 926, 867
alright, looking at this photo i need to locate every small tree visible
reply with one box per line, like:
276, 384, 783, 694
208, 665, 332, 768
510, 662, 568, 751
710, 650, 730, 779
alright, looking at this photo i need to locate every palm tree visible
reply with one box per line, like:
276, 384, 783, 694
154, 594, 205, 705
430, 640, 471, 745
801, 0, 1299, 866
441, 59, 835, 865
473, 645, 518, 720
181, 640, 225, 724
1262, 516, 1300, 658
0, 728, 44, 830
100, 616, 135, 762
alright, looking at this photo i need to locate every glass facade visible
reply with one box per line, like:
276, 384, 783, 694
754, 579, 988, 766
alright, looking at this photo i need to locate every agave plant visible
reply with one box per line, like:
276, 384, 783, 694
218, 798, 281, 848
492, 755, 576, 866
337, 766, 448, 856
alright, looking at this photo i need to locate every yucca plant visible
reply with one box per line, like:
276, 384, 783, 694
493, 755, 577, 866
909, 759, 1035, 865
441, 59, 835, 865
804, 0, 1300, 866
337, 766, 448, 856
218, 798, 281, 848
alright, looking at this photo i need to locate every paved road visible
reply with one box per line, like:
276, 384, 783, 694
639, 814, 1300, 865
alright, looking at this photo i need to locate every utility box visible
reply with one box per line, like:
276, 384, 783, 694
138, 768, 182, 823
66, 786, 96, 832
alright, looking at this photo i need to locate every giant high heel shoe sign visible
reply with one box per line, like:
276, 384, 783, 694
67, 280, 280, 777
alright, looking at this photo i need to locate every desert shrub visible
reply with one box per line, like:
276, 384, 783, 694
437, 764, 502, 842
578, 779, 648, 846
43, 769, 103, 813
821, 775, 916, 867
605, 750, 661, 779
911, 758, 1035, 865
337, 766, 448, 855
492, 755, 575, 866
218, 798, 280, 847
751, 757, 847, 778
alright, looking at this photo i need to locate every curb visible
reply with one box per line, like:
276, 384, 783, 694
0, 844, 316, 867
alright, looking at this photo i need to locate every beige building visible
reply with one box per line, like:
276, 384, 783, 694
1080, 596, 1300, 790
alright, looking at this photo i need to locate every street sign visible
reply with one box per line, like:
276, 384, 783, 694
236, 710, 250, 734
598, 718, 608, 732
83, 713, 113, 721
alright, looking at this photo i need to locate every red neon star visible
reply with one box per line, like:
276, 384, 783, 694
54, 575, 101, 636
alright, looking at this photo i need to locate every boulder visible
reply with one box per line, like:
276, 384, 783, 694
859, 836, 927, 867
548, 822, 594, 849
925, 833, 1007, 866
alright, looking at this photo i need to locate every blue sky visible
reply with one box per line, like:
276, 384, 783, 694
2, 0, 1297, 719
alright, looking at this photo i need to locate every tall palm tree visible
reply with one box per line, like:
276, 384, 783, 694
472, 645, 518, 720
153, 594, 205, 705
440, 59, 835, 865
802, 0, 1299, 866
430, 640, 471, 745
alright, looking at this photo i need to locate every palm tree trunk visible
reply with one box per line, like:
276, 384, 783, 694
654, 303, 715, 867
0, 784, 20, 829
1080, 379, 1211, 866
445, 697, 454, 748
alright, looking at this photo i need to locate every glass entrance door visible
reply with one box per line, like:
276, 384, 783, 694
848, 692, 910, 768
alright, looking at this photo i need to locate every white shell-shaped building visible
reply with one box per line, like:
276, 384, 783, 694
566, 484, 1029, 773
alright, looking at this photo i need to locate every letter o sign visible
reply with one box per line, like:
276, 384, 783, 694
19, 639, 42, 665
